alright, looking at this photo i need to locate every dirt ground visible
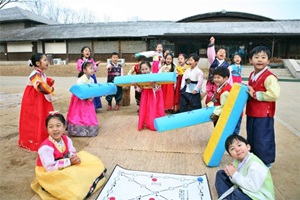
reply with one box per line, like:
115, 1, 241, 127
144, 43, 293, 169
0, 64, 299, 200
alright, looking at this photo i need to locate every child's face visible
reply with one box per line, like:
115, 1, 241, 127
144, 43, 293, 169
140, 64, 151, 74
187, 57, 197, 68
233, 55, 242, 65
249, 51, 269, 72
165, 55, 173, 65
178, 55, 186, 66
213, 74, 228, 87
84, 64, 94, 77
47, 117, 66, 142
216, 49, 226, 60
228, 139, 250, 162
37, 55, 49, 71
156, 44, 163, 53
82, 48, 91, 58
111, 55, 119, 64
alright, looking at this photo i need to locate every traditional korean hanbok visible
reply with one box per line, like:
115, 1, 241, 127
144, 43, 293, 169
31, 134, 106, 200
77, 58, 102, 109
159, 64, 176, 110
66, 74, 99, 136
19, 68, 54, 151
137, 84, 165, 131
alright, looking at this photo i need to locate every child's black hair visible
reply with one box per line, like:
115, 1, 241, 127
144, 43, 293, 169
248, 46, 271, 59
178, 53, 187, 59
111, 52, 119, 57
137, 55, 147, 62
139, 61, 152, 70
78, 61, 92, 78
188, 53, 200, 62
29, 53, 45, 67
45, 112, 66, 127
225, 135, 249, 154
213, 67, 230, 78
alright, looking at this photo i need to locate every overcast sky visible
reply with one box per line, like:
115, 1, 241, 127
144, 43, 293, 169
57, 0, 300, 22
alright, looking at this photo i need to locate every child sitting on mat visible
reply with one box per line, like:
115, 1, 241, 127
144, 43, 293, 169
215, 134, 274, 200
132, 61, 165, 131
31, 112, 106, 200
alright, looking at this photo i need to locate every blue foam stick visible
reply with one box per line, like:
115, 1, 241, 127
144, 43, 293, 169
154, 107, 216, 132
70, 83, 117, 100
114, 72, 176, 86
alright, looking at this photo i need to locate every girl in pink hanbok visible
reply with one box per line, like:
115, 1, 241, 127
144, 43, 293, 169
132, 61, 165, 131
67, 62, 99, 136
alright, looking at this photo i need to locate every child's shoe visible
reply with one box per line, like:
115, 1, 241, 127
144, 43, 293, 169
114, 105, 120, 111
107, 105, 112, 111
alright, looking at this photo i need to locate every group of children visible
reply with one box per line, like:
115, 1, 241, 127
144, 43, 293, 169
18, 37, 280, 199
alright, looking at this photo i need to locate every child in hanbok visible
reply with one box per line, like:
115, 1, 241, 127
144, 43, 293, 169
67, 61, 99, 137
19, 53, 54, 151
151, 43, 164, 73
132, 61, 165, 131
159, 53, 176, 113
228, 53, 243, 134
174, 53, 190, 113
31, 112, 106, 200
206, 36, 229, 104
179, 53, 204, 112
77, 46, 102, 109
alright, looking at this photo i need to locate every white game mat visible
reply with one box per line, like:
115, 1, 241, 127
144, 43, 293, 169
96, 165, 212, 200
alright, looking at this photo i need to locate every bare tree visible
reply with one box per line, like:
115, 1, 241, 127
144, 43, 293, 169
1, 0, 101, 23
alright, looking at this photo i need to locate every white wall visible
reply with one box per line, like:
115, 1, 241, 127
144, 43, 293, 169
45, 42, 66, 54
7, 42, 32, 52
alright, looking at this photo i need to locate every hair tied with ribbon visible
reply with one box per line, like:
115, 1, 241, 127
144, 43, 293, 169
28, 59, 33, 67
49, 111, 60, 115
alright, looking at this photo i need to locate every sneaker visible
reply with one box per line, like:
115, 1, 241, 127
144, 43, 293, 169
107, 105, 112, 111
114, 105, 120, 111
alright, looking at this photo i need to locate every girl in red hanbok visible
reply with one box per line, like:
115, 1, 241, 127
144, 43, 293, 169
159, 53, 176, 113
19, 53, 54, 151
132, 61, 165, 131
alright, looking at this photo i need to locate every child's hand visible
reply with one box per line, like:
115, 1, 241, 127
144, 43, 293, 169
224, 163, 236, 177
132, 82, 137, 87
192, 90, 197, 94
70, 155, 81, 165
150, 81, 155, 87
210, 36, 215, 44
96, 61, 101, 66
247, 86, 255, 98
88, 97, 94, 101
108, 65, 113, 71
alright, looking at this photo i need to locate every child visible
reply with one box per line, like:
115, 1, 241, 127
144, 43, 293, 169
179, 53, 204, 112
228, 53, 243, 134
159, 53, 176, 112
127, 55, 147, 111
206, 36, 229, 104
209, 67, 232, 127
174, 53, 190, 113
31, 112, 106, 200
106, 52, 123, 111
132, 61, 165, 131
67, 61, 99, 137
151, 43, 164, 73
215, 135, 275, 200
246, 46, 280, 167
19, 53, 54, 151
77, 46, 102, 110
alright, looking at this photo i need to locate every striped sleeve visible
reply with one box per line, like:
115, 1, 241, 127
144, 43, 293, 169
30, 73, 54, 94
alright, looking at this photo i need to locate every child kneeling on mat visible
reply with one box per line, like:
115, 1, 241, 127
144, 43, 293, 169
215, 135, 274, 200
31, 112, 106, 200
